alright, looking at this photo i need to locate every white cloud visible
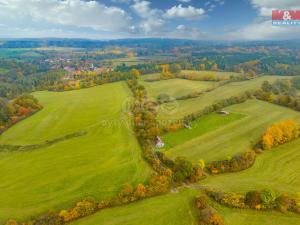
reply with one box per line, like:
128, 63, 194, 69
0, 0, 131, 32
250, 0, 300, 17
225, 20, 300, 40
164, 4, 205, 20
176, 25, 186, 30
131, 0, 165, 33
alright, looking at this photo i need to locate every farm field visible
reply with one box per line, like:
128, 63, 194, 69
70, 188, 300, 225
140, 78, 216, 99
0, 82, 152, 223
164, 99, 300, 162
162, 112, 245, 150
181, 70, 241, 79
202, 136, 300, 194
157, 75, 292, 120
70, 189, 199, 225
216, 204, 300, 225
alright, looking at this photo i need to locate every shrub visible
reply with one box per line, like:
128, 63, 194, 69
245, 191, 262, 209
5, 219, 19, 225
195, 196, 209, 210
199, 207, 224, 225
260, 189, 276, 208
275, 194, 294, 213
173, 157, 194, 182
33, 211, 63, 225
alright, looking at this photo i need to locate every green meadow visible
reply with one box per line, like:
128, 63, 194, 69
162, 112, 245, 150
202, 137, 300, 194
157, 76, 292, 120
140, 78, 216, 99
181, 70, 241, 79
70, 189, 199, 225
69, 188, 300, 225
165, 99, 300, 162
0, 82, 151, 223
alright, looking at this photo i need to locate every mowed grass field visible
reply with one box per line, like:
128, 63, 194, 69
140, 78, 216, 99
70, 189, 199, 225
216, 204, 300, 225
70, 188, 300, 225
165, 100, 300, 163
181, 70, 241, 79
162, 112, 245, 150
202, 137, 300, 194
157, 76, 292, 120
0, 82, 151, 223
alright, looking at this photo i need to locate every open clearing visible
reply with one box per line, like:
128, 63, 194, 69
162, 112, 245, 150
216, 203, 300, 225
0, 82, 151, 223
181, 70, 241, 79
202, 137, 300, 194
140, 78, 216, 99
70, 189, 199, 225
70, 188, 300, 225
165, 99, 300, 163
158, 76, 292, 120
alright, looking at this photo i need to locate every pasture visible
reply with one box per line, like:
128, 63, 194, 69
181, 70, 241, 79
202, 137, 300, 194
70, 188, 300, 225
140, 78, 216, 99
165, 99, 300, 162
0, 82, 151, 223
70, 189, 199, 225
157, 76, 292, 120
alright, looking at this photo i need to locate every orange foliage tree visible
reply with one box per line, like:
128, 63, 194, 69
262, 120, 299, 150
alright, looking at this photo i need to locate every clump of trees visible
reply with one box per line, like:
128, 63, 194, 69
49, 69, 140, 92
194, 195, 225, 225
255, 80, 300, 111
0, 94, 42, 133
207, 189, 300, 213
206, 151, 256, 174
261, 120, 299, 150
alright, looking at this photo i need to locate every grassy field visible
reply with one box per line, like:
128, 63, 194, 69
216, 204, 300, 225
140, 78, 216, 99
70, 188, 300, 225
110, 57, 145, 68
161, 112, 245, 150
70, 189, 199, 225
202, 136, 300, 194
181, 70, 241, 79
165, 100, 300, 163
158, 76, 292, 120
0, 82, 151, 223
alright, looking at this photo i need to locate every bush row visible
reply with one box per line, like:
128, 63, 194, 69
207, 189, 300, 214
206, 150, 256, 174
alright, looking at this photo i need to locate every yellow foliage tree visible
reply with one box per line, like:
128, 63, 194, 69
262, 120, 299, 150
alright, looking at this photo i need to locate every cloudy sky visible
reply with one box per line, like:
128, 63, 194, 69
0, 0, 299, 40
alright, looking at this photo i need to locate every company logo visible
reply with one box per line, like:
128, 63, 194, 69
272, 10, 300, 26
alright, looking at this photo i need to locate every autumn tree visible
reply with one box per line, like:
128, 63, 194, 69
262, 120, 299, 150
199, 64, 206, 71
131, 68, 141, 79
211, 63, 218, 71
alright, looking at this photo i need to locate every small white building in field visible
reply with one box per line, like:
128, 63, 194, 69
155, 136, 165, 148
